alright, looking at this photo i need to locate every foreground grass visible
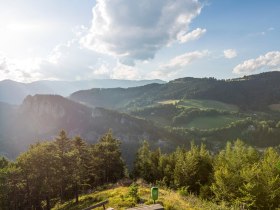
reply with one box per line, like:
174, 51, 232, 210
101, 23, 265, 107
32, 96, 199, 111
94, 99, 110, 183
52, 185, 237, 210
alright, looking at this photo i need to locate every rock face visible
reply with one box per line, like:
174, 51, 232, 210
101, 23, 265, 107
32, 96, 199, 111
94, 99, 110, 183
21, 95, 66, 119
17, 94, 94, 136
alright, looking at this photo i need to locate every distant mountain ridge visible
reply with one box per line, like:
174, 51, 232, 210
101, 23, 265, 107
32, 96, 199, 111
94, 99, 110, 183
70, 71, 280, 110
0, 79, 165, 104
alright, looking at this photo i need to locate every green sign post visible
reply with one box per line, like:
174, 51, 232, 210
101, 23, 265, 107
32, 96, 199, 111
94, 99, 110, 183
151, 187, 158, 204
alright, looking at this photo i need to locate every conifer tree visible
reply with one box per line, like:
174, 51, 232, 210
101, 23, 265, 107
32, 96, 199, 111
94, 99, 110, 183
54, 130, 74, 203
71, 136, 91, 203
133, 140, 153, 182
91, 130, 125, 185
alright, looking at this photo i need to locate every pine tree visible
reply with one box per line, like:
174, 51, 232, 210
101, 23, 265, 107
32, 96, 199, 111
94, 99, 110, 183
133, 140, 153, 182
91, 130, 125, 185
54, 130, 74, 203
71, 136, 91, 203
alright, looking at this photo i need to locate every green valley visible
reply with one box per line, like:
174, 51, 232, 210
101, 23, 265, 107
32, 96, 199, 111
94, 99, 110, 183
1, 72, 280, 209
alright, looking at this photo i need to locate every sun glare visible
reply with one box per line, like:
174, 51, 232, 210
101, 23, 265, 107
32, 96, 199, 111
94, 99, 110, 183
6, 22, 42, 32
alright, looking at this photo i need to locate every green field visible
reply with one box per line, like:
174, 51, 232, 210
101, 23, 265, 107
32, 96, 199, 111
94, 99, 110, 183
178, 99, 239, 112
186, 115, 241, 129
141, 99, 241, 129
157, 100, 180, 105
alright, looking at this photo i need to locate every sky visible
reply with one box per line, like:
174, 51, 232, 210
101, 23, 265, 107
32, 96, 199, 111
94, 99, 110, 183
0, 0, 279, 82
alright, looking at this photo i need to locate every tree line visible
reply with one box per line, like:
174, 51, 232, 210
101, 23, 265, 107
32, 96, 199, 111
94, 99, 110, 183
0, 130, 280, 209
133, 140, 280, 209
0, 130, 124, 210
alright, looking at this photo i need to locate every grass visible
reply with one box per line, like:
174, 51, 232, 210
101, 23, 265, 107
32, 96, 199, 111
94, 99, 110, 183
157, 100, 180, 105
52, 185, 236, 210
186, 115, 241, 129
178, 99, 238, 112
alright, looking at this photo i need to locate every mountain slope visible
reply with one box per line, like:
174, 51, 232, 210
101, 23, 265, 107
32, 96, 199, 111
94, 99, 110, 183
70, 83, 163, 110
194, 72, 280, 110
70, 72, 280, 111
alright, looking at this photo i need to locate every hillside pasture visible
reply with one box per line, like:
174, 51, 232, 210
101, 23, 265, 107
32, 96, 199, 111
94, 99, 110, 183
157, 100, 180, 105
178, 99, 239, 112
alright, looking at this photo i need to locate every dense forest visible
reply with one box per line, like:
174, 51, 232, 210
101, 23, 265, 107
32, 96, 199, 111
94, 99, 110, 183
1, 130, 279, 210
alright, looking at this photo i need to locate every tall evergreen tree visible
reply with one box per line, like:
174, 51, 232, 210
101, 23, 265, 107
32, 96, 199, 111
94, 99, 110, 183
54, 130, 74, 203
71, 136, 91, 203
133, 140, 153, 182
91, 130, 125, 185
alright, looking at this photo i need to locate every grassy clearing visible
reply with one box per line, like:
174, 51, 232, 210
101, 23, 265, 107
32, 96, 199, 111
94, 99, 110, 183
178, 99, 238, 112
186, 115, 241, 129
157, 100, 180, 105
268, 104, 280, 112
52, 185, 234, 210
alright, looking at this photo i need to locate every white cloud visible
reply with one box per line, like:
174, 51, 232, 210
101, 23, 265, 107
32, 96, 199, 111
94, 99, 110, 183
39, 39, 115, 81
233, 51, 280, 74
111, 63, 141, 80
0, 39, 113, 82
0, 56, 8, 72
178, 28, 206, 43
160, 50, 209, 71
149, 50, 209, 79
88, 64, 111, 79
91, 64, 110, 76
81, 0, 203, 65
224, 49, 237, 59
0, 53, 43, 82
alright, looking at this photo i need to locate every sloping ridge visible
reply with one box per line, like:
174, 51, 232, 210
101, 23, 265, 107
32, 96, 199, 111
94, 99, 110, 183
70, 71, 280, 110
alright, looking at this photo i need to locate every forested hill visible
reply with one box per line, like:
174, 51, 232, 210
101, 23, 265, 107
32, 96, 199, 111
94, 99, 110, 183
70, 71, 280, 110
0, 95, 177, 163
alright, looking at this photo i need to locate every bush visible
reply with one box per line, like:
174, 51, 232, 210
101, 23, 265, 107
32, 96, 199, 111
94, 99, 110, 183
127, 183, 140, 203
